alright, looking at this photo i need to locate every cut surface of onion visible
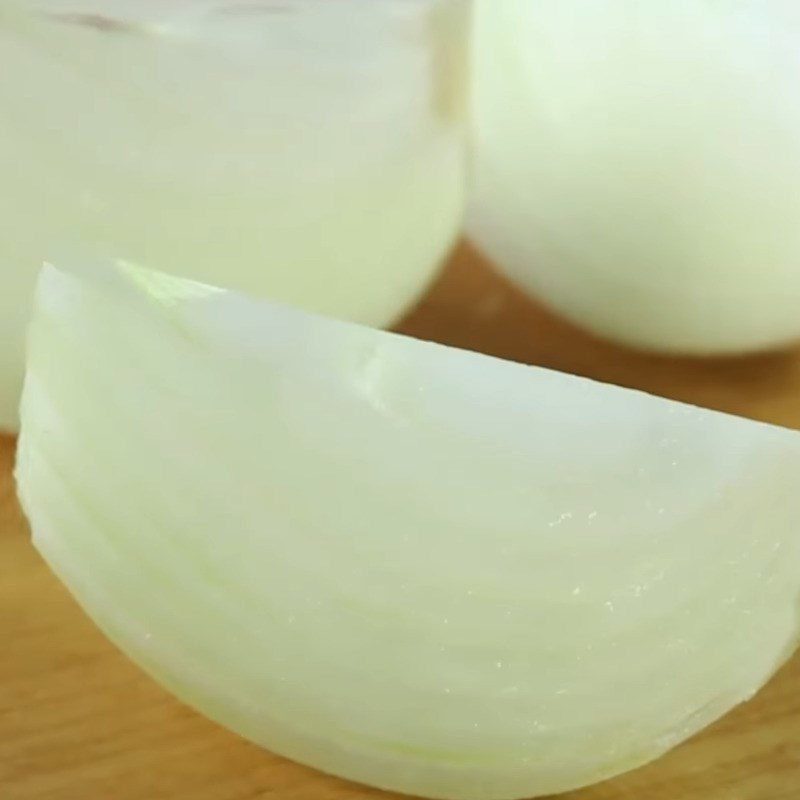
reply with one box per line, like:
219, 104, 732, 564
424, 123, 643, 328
16, 259, 800, 800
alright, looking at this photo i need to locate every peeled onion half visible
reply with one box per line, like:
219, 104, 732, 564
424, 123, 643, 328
0, 0, 467, 431
470, 0, 800, 355
16, 259, 800, 799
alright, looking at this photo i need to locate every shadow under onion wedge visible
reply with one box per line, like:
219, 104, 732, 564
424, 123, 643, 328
15, 259, 800, 800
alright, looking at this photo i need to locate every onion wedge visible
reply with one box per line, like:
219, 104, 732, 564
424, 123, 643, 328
15, 259, 800, 799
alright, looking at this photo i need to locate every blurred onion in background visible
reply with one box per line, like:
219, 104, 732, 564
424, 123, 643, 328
470, 1, 800, 356
0, 0, 469, 430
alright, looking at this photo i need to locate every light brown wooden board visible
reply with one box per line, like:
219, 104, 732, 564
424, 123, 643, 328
4, 244, 800, 800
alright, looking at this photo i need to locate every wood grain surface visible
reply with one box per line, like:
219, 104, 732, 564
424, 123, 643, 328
4, 244, 800, 800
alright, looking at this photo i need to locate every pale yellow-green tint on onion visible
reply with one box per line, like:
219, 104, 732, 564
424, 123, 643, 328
15, 259, 800, 800
0, 0, 468, 431
470, 0, 800, 355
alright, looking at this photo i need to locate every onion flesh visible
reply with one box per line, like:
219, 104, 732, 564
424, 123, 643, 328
16, 259, 800, 800
470, 0, 800, 354
0, 0, 467, 431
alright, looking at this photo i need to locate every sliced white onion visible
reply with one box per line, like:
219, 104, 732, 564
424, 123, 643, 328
0, 0, 467, 431
16, 259, 800, 800
470, 0, 800, 354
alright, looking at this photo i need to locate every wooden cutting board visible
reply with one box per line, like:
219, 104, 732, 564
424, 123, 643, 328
4, 244, 800, 800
